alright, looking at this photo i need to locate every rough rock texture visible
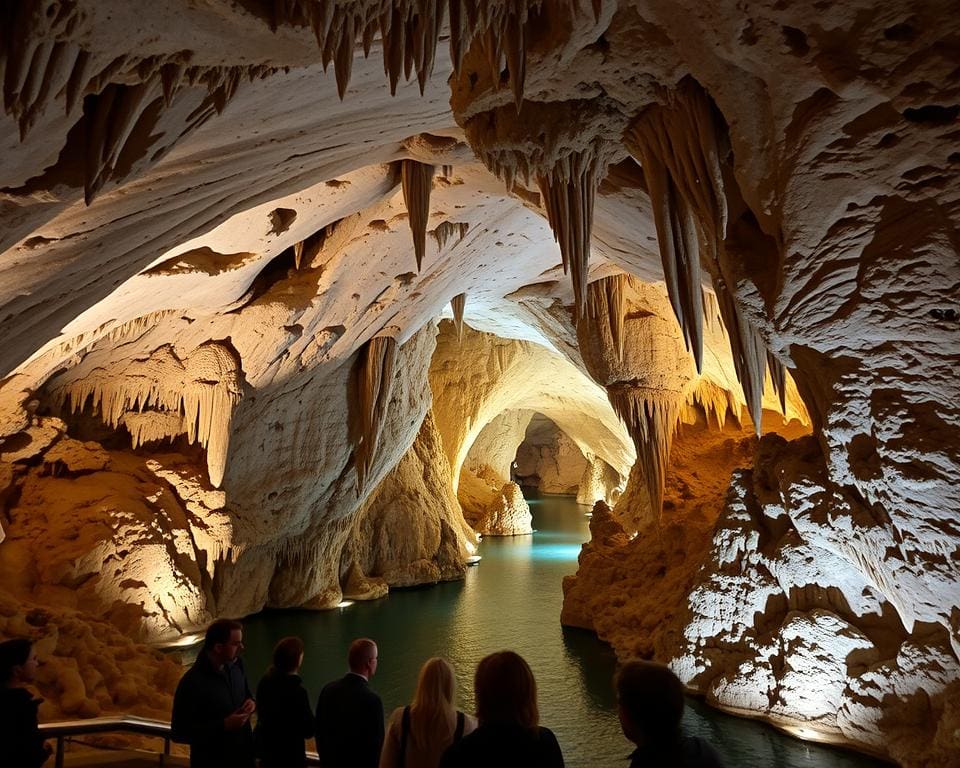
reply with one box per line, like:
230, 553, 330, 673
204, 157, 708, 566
562, 414, 790, 660
671, 433, 960, 764
473, 482, 533, 537
0, 588, 182, 721
515, 413, 590, 495
0, 1, 957, 763
346, 410, 478, 589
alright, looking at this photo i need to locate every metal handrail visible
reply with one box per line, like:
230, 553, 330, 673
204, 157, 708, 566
38, 715, 321, 766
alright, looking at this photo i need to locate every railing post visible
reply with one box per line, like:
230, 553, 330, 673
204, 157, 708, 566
55, 736, 65, 768
161, 736, 171, 766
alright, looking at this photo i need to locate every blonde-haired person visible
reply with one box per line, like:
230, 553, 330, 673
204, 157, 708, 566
380, 657, 477, 768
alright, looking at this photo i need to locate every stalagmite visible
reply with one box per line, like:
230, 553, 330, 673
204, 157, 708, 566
586, 274, 627, 361
624, 79, 728, 373
607, 388, 680, 517
354, 335, 398, 494
451, 293, 467, 342
536, 150, 602, 321
401, 160, 435, 272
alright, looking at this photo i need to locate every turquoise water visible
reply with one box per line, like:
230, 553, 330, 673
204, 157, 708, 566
240, 495, 886, 767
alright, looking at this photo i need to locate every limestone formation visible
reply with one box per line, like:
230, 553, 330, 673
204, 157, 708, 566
0, 1, 957, 764
473, 482, 533, 537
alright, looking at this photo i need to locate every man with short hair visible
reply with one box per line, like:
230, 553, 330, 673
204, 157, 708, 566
616, 660, 724, 768
171, 619, 256, 768
315, 637, 384, 768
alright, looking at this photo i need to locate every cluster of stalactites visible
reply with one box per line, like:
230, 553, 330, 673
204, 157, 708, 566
430, 220, 470, 251
607, 387, 680, 519
265, 0, 589, 103
536, 148, 604, 322
401, 160, 436, 272
354, 334, 398, 493
624, 79, 728, 375
47, 342, 243, 487
586, 274, 627, 361
626, 79, 782, 434
686, 379, 741, 431
1, 2, 274, 203
450, 293, 467, 341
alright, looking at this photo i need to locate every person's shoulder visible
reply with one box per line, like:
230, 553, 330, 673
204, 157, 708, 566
536, 725, 559, 743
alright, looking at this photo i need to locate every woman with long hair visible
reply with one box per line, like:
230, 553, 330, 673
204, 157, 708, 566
439, 651, 563, 767
254, 636, 314, 767
380, 657, 476, 768
0, 637, 51, 768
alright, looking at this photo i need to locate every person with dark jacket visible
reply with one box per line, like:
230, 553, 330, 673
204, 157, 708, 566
315, 638, 384, 768
615, 660, 724, 768
0, 638, 51, 768
439, 651, 563, 768
171, 619, 257, 768
255, 636, 314, 767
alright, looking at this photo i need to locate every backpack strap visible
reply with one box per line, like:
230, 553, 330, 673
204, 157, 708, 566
453, 710, 465, 742
399, 705, 411, 768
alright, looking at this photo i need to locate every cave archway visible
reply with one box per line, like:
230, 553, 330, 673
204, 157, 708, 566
512, 413, 622, 507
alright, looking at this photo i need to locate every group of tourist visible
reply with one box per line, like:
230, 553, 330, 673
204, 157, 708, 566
170, 619, 724, 768
0, 619, 724, 767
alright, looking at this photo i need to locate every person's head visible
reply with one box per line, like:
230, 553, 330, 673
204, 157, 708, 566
0, 638, 38, 687
413, 657, 456, 712
348, 638, 378, 679
272, 636, 304, 675
203, 619, 244, 667
410, 658, 458, 746
615, 660, 685, 747
474, 651, 538, 729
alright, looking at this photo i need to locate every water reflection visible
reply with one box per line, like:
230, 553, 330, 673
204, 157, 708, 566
240, 496, 886, 768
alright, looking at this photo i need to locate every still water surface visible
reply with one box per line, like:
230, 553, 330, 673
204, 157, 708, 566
242, 495, 885, 767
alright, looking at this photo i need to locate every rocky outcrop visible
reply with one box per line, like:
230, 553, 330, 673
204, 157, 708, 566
472, 482, 533, 537
670, 433, 959, 764
562, 414, 777, 660
346, 410, 478, 590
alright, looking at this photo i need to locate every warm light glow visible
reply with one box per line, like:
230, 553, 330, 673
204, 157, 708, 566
464, 539, 478, 555
336, 600, 354, 608
466, 555, 482, 565
162, 632, 204, 649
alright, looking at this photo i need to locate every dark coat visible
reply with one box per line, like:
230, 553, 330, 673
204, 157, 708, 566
254, 668, 314, 768
171, 652, 255, 768
627, 736, 725, 768
314, 673, 384, 768
439, 722, 564, 768
0, 687, 49, 768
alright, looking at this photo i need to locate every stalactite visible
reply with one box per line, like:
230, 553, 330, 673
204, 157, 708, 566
430, 221, 470, 251
713, 276, 767, 434
46, 342, 242, 488
536, 150, 602, 322
451, 293, 467, 341
607, 388, 680, 518
355, 335, 397, 494
586, 274, 627, 361
401, 160, 435, 272
624, 79, 728, 374
689, 380, 735, 430
495, 344, 509, 374
767, 350, 788, 415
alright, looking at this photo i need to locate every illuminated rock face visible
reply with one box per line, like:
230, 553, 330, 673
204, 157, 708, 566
0, 2, 957, 764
